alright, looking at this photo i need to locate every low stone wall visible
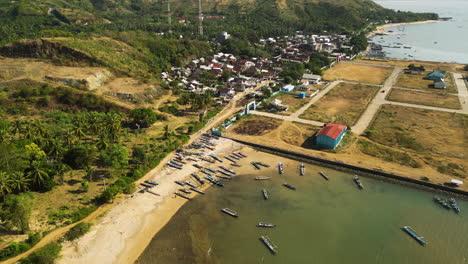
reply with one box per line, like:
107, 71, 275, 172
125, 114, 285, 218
224, 136, 468, 197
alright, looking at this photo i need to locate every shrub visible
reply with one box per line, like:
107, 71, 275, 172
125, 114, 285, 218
70, 206, 97, 223
0, 242, 31, 261
64, 145, 97, 169
19, 242, 61, 264
64, 222, 92, 241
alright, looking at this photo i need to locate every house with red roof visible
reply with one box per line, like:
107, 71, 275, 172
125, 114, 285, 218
316, 123, 347, 149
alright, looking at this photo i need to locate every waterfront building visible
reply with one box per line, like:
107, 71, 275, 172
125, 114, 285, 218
316, 123, 347, 149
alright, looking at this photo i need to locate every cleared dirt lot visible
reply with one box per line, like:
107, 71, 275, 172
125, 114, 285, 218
323, 63, 393, 84
395, 71, 457, 93
387, 88, 461, 109
233, 115, 282, 136
299, 82, 380, 126
355, 59, 466, 73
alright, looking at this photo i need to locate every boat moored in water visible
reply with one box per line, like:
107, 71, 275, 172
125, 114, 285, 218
255, 176, 271, 180
278, 163, 284, 174
221, 208, 238, 217
262, 189, 269, 200
353, 176, 364, 189
449, 198, 461, 213
260, 236, 278, 254
402, 226, 427, 246
257, 222, 276, 228
283, 183, 296, 190
299, 164, 305, 176
319, 171, 329, 180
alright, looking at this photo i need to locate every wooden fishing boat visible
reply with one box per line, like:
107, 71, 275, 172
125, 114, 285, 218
175, 192, 191, 200
353, 176, 364, 189
221, 208, 238, 217
319, 171, 329, 180
255, 176, 271, 180
190, 187, 205, 194
257, 222, 275, 228
260, 236, 278, 254
402, 226, 427, 246
283, 183, 296, 190
262, 189, 269, 200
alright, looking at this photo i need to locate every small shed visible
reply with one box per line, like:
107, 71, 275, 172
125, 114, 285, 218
316, 123, 347, 149
433, 80, 447, 89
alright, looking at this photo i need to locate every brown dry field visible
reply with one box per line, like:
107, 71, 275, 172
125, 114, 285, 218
387, 88, 462, 109
300, 82, 379, 126
395, 71, 457, 93
366, 105, 467, 177
323, 63, 393, 84
233, 115, 282, 136
356, 58, 466, 73
224, 114, 467, 190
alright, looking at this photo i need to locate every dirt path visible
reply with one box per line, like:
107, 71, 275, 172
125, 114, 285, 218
0, 205, 110, 264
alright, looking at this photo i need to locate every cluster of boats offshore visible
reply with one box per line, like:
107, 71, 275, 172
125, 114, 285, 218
434, 196, 461, 213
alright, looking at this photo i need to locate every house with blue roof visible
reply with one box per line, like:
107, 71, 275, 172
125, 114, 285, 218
427, 71, 445, 80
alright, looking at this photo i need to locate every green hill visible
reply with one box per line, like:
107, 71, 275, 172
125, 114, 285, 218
0, 0, 438, 46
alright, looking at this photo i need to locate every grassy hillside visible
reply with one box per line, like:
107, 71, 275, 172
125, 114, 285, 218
0, 0, 438, 46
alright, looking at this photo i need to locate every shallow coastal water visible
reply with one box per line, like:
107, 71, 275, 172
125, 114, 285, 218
371, 0, 468, 63
137, 158, 468, 264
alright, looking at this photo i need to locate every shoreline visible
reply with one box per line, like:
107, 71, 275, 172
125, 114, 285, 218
367, 19, 440, 38
57, 138, 246, 264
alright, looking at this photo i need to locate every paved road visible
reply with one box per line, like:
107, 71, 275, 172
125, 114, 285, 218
341, 61, 395, 69
351, 67, 403, 135
250, 110, 325, 127
291, 80, 342, 118
453, 73, 468, 112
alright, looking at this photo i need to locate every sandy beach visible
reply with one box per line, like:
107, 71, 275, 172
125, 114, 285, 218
367, 20, 440, 37
57, 137, 248, 264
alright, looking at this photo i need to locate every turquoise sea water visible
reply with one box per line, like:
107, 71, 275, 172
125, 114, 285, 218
371, 0, 468, 63
137, 159, 468, 264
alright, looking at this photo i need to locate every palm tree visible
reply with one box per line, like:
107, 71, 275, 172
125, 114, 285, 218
64, 129, 76, 147
46, 139, 64, 161
26, 161, 49, 187
10, 120, 23, 138
96, 134, 109, 150
9, 172, 31, 193
72, 125, 86, 140
0, 171, 13, 197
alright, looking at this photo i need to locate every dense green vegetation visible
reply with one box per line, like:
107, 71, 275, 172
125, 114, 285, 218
0, 0, 438, 48
19, 242, 61, 264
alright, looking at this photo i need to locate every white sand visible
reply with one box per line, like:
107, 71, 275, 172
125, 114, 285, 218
57, 137, 244, 264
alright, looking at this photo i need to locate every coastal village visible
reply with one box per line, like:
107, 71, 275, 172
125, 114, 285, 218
1, 5, 468, 264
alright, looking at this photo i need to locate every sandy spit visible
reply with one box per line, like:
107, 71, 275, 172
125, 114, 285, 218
57, 138, 245, 264
367, 20, 440, 37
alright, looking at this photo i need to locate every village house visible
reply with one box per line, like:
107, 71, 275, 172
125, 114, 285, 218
302, 73, 322, 84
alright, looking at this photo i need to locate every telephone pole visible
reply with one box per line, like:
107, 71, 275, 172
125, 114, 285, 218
198, 0, 203, 36
167, 0, 172, 31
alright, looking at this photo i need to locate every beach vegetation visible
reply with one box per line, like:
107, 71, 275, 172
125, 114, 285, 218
64, 222, 92, 241
19, 242, 61, 264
